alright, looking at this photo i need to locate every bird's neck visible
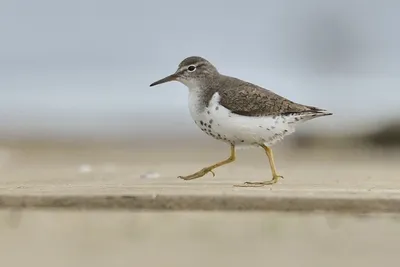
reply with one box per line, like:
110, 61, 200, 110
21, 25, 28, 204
181, 79, 203, 93
187, 82, 219, 115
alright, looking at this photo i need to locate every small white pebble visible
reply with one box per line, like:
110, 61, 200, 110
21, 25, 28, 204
79, 164, 92, 174
140, 171, 160, 179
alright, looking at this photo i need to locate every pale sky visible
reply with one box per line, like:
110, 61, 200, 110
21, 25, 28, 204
0, 0, 399, 139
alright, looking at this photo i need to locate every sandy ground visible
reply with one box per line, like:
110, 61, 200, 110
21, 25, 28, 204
0, 142, 399, 210
1, 210, 400, 267
0, 142, 399, 266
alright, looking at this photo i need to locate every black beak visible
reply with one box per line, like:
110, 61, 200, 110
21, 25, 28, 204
149, 73, 177, 87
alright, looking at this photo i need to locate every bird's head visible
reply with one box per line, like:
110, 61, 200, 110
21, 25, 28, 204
149, 56, 219, 89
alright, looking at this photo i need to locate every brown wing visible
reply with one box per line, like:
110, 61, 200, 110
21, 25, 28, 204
217, 76, 327, 117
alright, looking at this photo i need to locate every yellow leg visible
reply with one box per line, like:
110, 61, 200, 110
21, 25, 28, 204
178, 144, 236, 180
235, 145, 283, 187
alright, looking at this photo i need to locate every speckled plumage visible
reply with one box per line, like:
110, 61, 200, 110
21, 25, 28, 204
190, 91, 300, 147
150, 56, 332, 186
177, 56, 330, 117
172, 56, 332, 147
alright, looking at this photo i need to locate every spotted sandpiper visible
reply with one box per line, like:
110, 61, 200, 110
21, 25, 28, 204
150, 56, 332, 187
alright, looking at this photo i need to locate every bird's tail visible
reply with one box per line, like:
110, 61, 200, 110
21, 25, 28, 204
283, 106, 332, 124
298, 107, 333, 123
311, 109, 333, 117
304, 105, 333, 117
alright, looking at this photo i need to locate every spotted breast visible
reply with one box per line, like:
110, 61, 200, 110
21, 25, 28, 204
189, 91, 302, 147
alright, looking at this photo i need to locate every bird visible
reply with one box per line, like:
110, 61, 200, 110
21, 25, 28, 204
149, 56, 332, 187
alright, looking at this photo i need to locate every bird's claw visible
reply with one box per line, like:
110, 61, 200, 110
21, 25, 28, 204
234, 175, 283, 187
178, 168, 215, 180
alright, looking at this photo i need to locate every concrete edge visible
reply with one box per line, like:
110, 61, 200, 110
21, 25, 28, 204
0, 194, 399, 213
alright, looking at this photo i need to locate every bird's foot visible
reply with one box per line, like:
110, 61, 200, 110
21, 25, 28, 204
178, 168, 216, 180
234, 175, 283, 187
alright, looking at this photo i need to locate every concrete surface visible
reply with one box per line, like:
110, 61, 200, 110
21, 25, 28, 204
0, 143, 399, 267
1, 210, 400, 267
0, 142, 399, 213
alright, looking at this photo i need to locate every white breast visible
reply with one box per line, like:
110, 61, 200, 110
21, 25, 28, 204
188, 91, 298, 147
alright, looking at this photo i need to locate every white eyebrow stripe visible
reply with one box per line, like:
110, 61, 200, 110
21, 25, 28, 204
177, 66, 187, 72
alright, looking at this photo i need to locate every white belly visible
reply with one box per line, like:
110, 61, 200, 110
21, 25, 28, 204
188, 92, 297, 147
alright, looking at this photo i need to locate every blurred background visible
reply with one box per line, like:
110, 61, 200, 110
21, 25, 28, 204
0, 0, 399, 147
1, 1, 400, 267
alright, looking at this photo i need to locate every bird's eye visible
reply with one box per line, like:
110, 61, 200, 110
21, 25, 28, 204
187, 65, 196, 72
